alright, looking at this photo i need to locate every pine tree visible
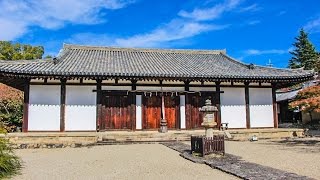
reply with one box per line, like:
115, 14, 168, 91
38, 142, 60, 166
289, 29, 319, 70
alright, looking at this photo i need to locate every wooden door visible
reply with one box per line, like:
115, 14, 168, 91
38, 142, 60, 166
100, 92, 133, 130
186, 92, 216, 129
143, 95, 161, 129
164, 95, 179, 129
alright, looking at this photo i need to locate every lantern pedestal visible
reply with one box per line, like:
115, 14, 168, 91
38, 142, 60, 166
199, 99, 218, 138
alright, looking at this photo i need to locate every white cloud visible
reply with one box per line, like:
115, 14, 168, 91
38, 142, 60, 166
115, 20, 228, 47
0, 19, 27, 41
238, 3, 260, 12
0, 0, 134, 40
67, 21, 228, 48
66, 33, 115, 46
277, 11, 286, 16
244, 49, 288, 55
304, 17, 320, 33
64, 0, 257, 49
178, 0, 241, 21
247, 20, 261, 25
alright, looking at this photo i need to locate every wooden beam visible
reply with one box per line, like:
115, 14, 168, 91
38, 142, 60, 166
184, 81, 190, 91
22, 79, 30, 132
245, 82, 250, 129
272, 83, 278, 128
96, 79, 102, 131
60, 79, 66, 132
215, 82, 221, 129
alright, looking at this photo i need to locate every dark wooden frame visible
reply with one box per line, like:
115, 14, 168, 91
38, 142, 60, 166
60, 79, 66, 132
245, 82, 251, 129
96, 80, 102, 131
22, 79, 30, 132
215, 82, 221, 128
272, 83, 278, 128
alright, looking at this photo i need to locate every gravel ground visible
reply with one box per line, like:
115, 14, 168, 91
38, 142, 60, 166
225, 138, 320, 180
12, 144, 238, 180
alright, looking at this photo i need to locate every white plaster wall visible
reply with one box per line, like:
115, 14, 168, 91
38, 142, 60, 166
220, 87, 246, 128
136, 95, 142, 130
249, 88, 274, 128
180, 95, 186, 129
65, 86, 96, 131
28, 85, 61, 131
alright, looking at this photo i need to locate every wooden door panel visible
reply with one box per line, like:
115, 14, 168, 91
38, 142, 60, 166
100, 93, 133, 130
186, 92, 216, 129
165, 96, 179, 129
143, 96, 161, 129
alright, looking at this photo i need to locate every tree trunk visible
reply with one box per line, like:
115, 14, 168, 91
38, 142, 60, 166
308, 111, 313, 122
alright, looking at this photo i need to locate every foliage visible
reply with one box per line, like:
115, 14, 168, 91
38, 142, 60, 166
0, 83, 23, 132
0, 137, 21, 178
289, 85, 320, 121
0, 41, 44, 131
0, 41, 44, 60
288, 29, 319, 71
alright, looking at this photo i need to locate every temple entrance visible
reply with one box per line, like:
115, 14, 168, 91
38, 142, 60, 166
100, 91, 135, 130
142, 93, 180, 130
186, 92, 217, 129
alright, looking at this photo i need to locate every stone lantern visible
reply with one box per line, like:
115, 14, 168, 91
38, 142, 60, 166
199, 99, 218, 138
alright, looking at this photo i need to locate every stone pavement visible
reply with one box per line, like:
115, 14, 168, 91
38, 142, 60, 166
161, 142, 314, 180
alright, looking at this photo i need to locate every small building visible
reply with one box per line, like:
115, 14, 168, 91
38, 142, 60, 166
276, 78, 320, 124
0, 44, 314, 132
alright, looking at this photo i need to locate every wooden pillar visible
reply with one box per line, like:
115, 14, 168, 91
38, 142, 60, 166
245, 82, 250, 129
131, 80, 137, 131
22, 79, 30, 132
60, 79, 66, 132
215, 82, 221, 129
96, 79, 102, 131
272, 83, 278, 128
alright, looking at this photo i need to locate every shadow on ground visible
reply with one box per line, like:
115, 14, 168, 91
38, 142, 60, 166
262, 138, 320, 153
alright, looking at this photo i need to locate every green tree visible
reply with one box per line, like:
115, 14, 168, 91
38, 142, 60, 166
288, 29, 319, 70
0, 41, 44, 60
0, 41, 46, 131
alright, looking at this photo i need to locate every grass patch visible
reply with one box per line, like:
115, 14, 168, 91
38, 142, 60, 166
0, 137, 21, 178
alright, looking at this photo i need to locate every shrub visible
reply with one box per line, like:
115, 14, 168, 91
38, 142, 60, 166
0, 83, 23, 131
0, 137, 21, 178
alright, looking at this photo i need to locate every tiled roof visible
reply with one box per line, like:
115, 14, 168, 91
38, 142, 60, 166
0, 44, 314, 82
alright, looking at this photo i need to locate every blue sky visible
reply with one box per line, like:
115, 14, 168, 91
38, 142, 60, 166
0, 0, 320, 68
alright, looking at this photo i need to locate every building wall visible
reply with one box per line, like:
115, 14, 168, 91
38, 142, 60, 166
220, 87, 246, 128
249, 88, 274, 127
28, 85, 61, 131
26, 83, 276, 131
65, 86, 96, 131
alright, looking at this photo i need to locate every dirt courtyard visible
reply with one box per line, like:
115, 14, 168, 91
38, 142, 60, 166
12, 137, 320, 180
225, 138, 320, 179
12, 144, 237, 180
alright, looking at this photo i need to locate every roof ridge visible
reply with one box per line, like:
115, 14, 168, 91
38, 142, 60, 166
63, 43, 226, 54
254, 64, 314, 73
219, 53, 250, 68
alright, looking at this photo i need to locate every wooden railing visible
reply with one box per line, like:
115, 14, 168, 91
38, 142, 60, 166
191, 135, 225, 156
